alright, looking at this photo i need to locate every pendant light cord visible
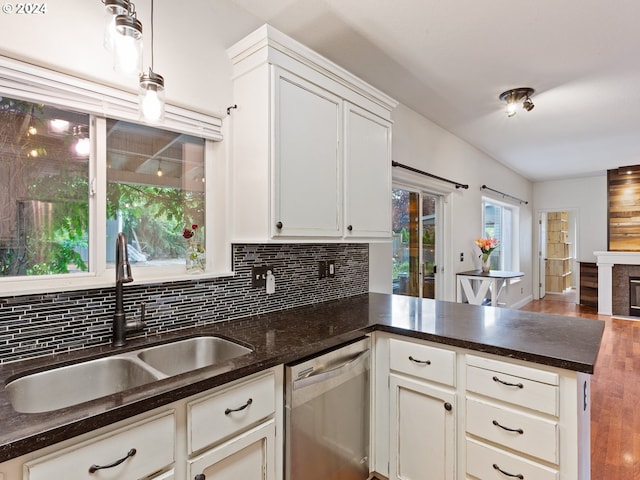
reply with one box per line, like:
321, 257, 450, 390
150, 0, 154, 70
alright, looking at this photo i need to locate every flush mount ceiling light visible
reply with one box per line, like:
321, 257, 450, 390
499, 87, 535, 117
139, 0, 165, 122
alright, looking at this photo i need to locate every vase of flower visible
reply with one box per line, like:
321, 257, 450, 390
475, 236, 499, 273
481, 252, 492, 273
183, 224, 205, 273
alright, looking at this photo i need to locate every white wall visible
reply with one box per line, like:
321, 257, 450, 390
0, 0, 260, 116
375, 104, 534, 306
0, 1, 535, 306
533, 176, 607, 262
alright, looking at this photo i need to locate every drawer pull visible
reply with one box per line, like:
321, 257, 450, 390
225, 398, 253, 415
492, 375, 524, 389
493, 463, 524, 479
492, 419, 524, 434
408, 355, 431, 365
88, 448, 136, 473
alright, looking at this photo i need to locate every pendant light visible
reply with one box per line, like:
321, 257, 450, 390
139, 0, 164, 122
102, 0, 130, 52
113, 2, 142, 76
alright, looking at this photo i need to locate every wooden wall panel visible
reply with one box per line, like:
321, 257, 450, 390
608, 168, 640, 251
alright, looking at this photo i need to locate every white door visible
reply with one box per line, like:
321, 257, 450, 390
273, 68, 342, 238
344, 102, 392, 238
389, 375, 455, 480
539, 212, 547, 298
189, 420, 275, 480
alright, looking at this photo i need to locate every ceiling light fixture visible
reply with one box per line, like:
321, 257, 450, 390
156, 160, 163, 176
139, 0, 165, 122
73, 125, 90, 158
102, 0, 130, 52
113, 1, 142, 75
499, 87, 535, 117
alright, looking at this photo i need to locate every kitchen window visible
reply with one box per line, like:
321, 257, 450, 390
482, 198, 519, 271
0, 55, 224, 295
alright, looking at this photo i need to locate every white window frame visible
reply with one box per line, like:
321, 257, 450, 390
0, 56, 231, 296
481, 196, 520, 273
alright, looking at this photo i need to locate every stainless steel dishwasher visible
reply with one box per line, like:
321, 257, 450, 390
285, 337, 370, 480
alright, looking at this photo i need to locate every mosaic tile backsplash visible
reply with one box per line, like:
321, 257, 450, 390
0, 244, 368, 364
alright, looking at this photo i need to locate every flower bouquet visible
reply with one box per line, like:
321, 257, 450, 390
475, 236, 498, 272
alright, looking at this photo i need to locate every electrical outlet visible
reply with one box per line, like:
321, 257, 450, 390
318, 261, 327, 279
251, 266, 274, 288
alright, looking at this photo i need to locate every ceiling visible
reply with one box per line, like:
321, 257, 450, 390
229, 0, 640, 182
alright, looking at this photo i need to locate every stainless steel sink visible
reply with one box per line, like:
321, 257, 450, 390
5, 336, 253, 413
6, 357, 160, 414
137, 336, 252, 376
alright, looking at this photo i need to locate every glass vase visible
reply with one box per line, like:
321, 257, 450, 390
186, 240, 205, 273
481, 253, 491, 273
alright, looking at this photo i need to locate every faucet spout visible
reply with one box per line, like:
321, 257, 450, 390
113, 232, 145, 347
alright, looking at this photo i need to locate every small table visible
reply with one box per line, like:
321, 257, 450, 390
456, 270, 524, 307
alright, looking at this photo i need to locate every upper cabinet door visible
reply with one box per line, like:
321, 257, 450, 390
344, 103, 392, 238
272, 68, 343, 238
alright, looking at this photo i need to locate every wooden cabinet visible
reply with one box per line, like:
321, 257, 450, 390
227, 24, 396, 243
387, 338, 456, 480
546, 211, 573, 292
580, 261, 598, 307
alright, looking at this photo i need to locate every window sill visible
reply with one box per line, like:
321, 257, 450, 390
0, 270, 236, 297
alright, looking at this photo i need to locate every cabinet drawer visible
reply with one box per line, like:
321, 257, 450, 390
466, 438, 559, 480
466, 356, 559, 416
25, 411, 175, 480
466, 397, 558, 463
188, 371, 276, 453
389, 338, 456, 386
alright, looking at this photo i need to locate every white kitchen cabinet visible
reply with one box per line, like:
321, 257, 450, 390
464, 354, 590, 479
389, 374, 456, 480
372, 333, 591, 480
272, 68, 342, 238
344, 102, 392, 238
0, 366, 283, 480
387, 338, 456, 480
24, 411, 175, 480
188, 420, 275, 480
227, 24, 397, 243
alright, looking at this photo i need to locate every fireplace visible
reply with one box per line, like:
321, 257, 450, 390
630, 277, 640, 317
595, 251, 640, 315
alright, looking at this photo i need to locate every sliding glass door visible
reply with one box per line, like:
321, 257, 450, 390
392, 187, 441, 299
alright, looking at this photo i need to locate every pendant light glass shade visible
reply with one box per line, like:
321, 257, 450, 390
103, 0, 130, 52
113, 13, 143, 75
139, 69, 165, 122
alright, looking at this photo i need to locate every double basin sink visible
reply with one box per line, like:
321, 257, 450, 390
5, 336, 253, 414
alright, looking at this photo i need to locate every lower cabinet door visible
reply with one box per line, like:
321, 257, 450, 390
188, 419, 275, 480
389, 374, 455, 480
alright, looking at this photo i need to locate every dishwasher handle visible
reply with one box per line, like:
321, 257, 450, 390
292, 349, 369, 390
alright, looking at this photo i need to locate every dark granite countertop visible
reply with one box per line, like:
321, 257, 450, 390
0, 293, 604, 462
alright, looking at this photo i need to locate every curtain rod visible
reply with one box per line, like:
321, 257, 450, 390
481, 185, 528, 205
391, 161, 469, 189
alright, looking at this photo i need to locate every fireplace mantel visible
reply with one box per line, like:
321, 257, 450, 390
595, 251, 640, 314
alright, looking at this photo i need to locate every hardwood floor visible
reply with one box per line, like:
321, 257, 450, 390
520, 291, 640, 479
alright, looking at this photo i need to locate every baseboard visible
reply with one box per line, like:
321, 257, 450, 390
512, 294, 533, 310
